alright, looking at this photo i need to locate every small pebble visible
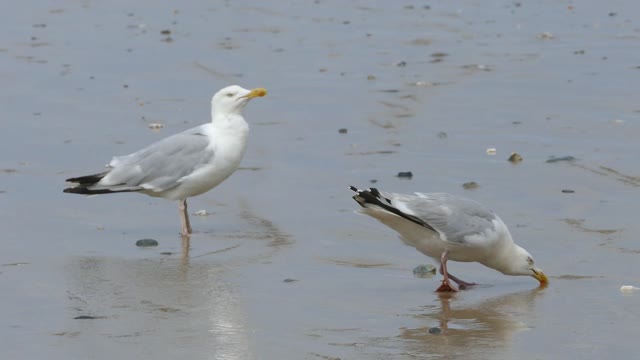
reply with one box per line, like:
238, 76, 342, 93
508, 152, 523, 163
397, 171, 413, 179
74, 315, 97, 320
148, 123, 164, 130
546, 156, 576, 163
436, 131, 448, 139
369, 179, 378, 184
620, 285, 640, 293
396, 61, 407, 67
338, 128, 348, 134
486, 148, 497, 155
160, 252, 173, 256
462, 181, 479, 190
413, 264, 436, 278
367, 75, 376, 80
160, 29, 171, 35
561, 189, 575, 193
537, 32, 555, 40
136, 239, 158, 247
193, 209, 210, 216
2, 262, 28, 267
428, 327, 442, 334
463, 64, 492, 71
283, 278, 298, 283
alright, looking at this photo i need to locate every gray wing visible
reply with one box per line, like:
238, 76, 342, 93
98, 127, 215, 192
386, 192, 499, 245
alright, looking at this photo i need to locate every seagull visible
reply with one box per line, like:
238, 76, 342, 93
349, 186, 548, 292
64, 85, 267, 236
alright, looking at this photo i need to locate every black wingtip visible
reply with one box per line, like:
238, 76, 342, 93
349, 186, 436, 231
63, 186, 135, 195
65, 171, 108, 185
64, 186, 104, 195
64, 186, 91, 194
350, 185, 370, 208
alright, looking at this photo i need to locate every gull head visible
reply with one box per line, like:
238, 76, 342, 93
501, 245, 548, 286
211, 85, 267, 115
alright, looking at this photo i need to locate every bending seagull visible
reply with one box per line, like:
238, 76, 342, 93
64, 85, 267, 236
349, 186, 548, 292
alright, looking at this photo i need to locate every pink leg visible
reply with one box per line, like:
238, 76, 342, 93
436, 251, 458, 292
178, 199, 192, 236
438, 257, 476, 290
448, 273, 477, 289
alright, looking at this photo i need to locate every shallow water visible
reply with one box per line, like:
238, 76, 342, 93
2, 1, 639, 359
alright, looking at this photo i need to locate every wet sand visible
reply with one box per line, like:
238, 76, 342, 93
1, 1, 639, 359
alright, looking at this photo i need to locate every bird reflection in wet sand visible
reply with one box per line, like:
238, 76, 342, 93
62, 254, 254, 360
399, 288, 546, 359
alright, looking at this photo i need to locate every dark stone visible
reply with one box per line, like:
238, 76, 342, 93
428, 327, 442, 334
508, 152, 523, 163
546, 156, 576, 163
397, 171, 413, 178
338, 128, 348, 134
136, 239, 158, 247
462, 181, 479, 190
413, 264, 436, 278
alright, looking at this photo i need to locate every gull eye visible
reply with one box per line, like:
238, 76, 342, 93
226, 93, 234, 98
527, 257, 534, 265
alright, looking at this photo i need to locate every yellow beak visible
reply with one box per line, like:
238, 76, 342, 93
239, 87, 267, 100
532, 268, 548, 286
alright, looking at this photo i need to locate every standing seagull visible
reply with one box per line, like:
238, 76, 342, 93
64, 85, 267, 236
349, 186, 548, 292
